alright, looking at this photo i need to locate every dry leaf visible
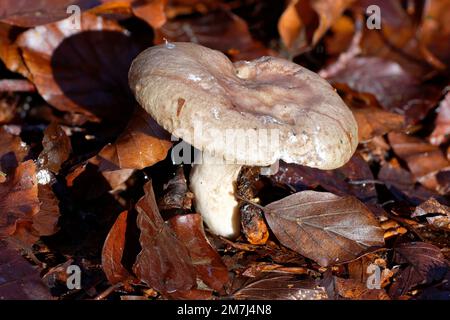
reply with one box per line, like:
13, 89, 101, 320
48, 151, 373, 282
133, 181, 196, 294
264, 190, 384, 267
38, 122, 72, 173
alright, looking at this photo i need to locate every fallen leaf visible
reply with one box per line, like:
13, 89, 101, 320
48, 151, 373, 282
98, 107, 172, 170
102, 211, 134, 286
155, 8, 270, 61
272, 154, 378, 203
133, 181, 196, 294
33, 184, 60, 237
389, 242, 449, 298
412, 198, 450, 232
0, 240, 52, 299
430, 92, 450, 146
16, 12, 148, 127
0, 127, 28, 173
334, 277, 390, 300
324, 57, 443, 125
264, 190, 384, 267
278, 0, 354, 56
232, 273, 328, 300
388, 132, 450, 191
157, 167, 193, 212
0, 160, 39, 238
37, 122, 72, 173
0, 23, 29, 78
168, 213, 229, 292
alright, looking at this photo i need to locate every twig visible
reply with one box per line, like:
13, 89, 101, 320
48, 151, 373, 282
94, 282, 123, 300
0, 79, 36, 92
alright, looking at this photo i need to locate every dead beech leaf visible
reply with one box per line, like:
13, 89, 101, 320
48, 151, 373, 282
33, 184, 60, 237
133, 181, 196, 294
264, 191, 384, 267
158, 167, 193, 212
0, 23, 29, 78
132, 0, 167, 29
98, 107, 172, 170
334, 277, 390, 300
38, 122, 72, 173
155, 8, 270, 61
0, 0, 96, 27
324, 57, 442, 125
430, 93, 450, 146
232, 273, 328, 300
388, 132, 450, 191
0, 127, 28, 173
168, 213, 229, 292
102, 211, 134, 286
0, 160, 39, 238
412, 198, 450, 232
273, 154, 377, 203
16, 13, 147, 126
278, 0, 354, 55
389, 242, 449, 298
0, 240, 52, 300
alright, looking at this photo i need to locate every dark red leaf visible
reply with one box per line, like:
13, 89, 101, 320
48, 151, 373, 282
133, 181, 196, 294
168, 213, 229, 292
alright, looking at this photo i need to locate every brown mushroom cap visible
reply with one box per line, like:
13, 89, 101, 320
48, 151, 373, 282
129, 42, 358, 169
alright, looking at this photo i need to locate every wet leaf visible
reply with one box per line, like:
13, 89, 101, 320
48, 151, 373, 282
389, 242, 449, 298
264, 191, 384, 267
102, 211, 134, 286
38, 122, 72, 173
98, 107, 172, 170
0, 127, 28, 173
168, 213, 229, 292
0, 240, 52, 299
133, 181, 196, 294
232, 273, 328, 300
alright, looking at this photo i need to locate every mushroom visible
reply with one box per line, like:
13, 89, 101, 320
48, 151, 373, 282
129, 42, 358, 238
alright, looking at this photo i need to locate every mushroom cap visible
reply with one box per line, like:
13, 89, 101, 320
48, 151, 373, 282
129, 42, 358, 169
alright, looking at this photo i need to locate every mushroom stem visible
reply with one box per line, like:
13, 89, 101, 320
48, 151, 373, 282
190, 154, 242, 239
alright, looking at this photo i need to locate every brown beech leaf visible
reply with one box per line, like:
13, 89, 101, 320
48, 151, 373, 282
133, 181, 196, 294
272, 154, 377, 203
278, 0, 354, 55
430, 93, 450, 146
98, 107, 172, 170
418, 0, 450, 70
0, 127, 28, 173
334, 277, 390, 300
155, 8, 270, 61
33, 184, 60, 237
102, 211, 134, 286
389, 242, 449, 298
232, 273, 328, 300
168, 213, 229, 292
0, 23, 29, 78
334, 84, 405, 142
0, 160, 39, 238
38, 122, 72, 173
388, 132, 450, 191
324, 57, 442, 125
377, 159, 446, 206
16, 13, 148, 126
412, 198, 450, 232
158, 167, 193, 212
264, 191, 384, 267
0, 240, 52, 300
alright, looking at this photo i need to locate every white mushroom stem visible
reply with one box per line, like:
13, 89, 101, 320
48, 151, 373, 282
190, 157, 242, 239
